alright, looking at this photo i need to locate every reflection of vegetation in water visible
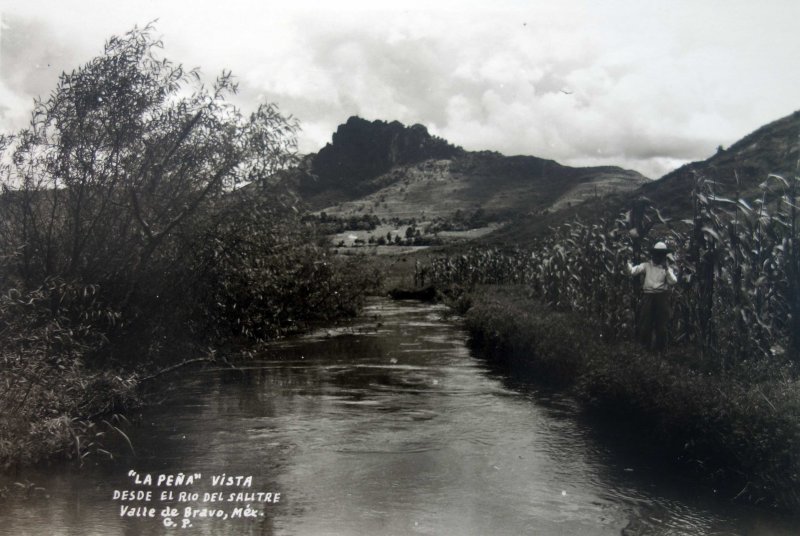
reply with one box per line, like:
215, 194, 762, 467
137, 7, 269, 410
0, 25, 376, 468
462, 287, 800, 511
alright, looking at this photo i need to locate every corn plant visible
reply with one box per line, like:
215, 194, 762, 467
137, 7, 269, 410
427, 167, 800, 370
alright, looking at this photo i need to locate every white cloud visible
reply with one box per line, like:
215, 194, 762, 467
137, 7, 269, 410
0, 79, 28, 128
0, 0, 798, 179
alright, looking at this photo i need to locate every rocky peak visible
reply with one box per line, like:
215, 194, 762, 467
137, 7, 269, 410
304, 116, 460, 196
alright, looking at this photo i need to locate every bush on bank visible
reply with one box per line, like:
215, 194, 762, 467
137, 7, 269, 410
0, 280, 139, 468
0, 26, 378, 469
463, 285, 800, 511
0, 238, 376, 469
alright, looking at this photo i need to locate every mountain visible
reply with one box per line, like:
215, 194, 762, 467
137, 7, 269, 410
267, 111, 800, 248
296, 116, 461, 206
280, 116, 648, 229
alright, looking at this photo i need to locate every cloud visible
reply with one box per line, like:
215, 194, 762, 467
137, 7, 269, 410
1, 1, 798, 179
0, 80, 28, 128
0, 16, 71, 129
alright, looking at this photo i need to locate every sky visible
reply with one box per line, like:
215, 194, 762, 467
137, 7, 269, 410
0, 0, 797, 179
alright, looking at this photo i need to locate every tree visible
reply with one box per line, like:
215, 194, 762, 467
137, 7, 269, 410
3, 24, 296, 285
0, 24, 299, 358
0, 25, 380, 465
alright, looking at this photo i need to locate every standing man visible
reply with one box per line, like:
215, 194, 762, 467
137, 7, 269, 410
628, 241, 678, 351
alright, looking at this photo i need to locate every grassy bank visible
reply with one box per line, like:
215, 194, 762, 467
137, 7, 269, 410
462, 285, 800, 511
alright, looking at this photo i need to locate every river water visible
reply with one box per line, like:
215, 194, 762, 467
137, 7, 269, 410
0, 298, 797, 535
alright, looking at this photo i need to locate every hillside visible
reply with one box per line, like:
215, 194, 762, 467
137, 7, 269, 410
278, 116, 647, 240
274, 111, 800, 249
638, 110, 800, 214
488, 109, 800, 245
319, 152, 646, 222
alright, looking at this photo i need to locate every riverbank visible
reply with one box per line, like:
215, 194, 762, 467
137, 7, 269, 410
0, 253, 379, 472
10, 297, 795, 535
460, 285, 800, 512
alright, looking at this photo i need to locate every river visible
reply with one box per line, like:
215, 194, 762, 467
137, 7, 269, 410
0, 298, 796, 535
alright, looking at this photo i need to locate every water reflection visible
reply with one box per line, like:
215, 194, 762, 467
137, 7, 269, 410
0, 299, 797, 535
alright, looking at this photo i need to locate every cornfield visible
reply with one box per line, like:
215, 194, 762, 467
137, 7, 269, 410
426, 172, 800, 369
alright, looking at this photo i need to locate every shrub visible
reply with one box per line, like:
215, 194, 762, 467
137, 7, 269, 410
0, 23, 299, 361
0, 280, 138, 468
0, 24, 376, 466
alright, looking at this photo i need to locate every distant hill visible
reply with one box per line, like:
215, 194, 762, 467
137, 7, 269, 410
277, 116, 648, 229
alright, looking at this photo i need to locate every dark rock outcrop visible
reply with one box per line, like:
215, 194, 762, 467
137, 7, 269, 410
300, 116, 461, 197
